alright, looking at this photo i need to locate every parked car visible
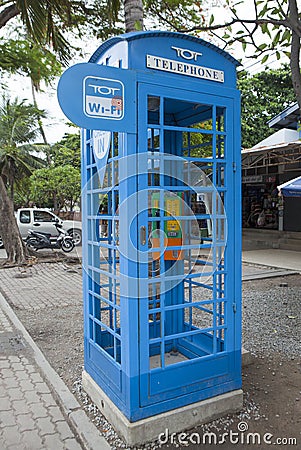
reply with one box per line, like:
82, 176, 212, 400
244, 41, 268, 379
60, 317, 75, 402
0, 208, 82, 249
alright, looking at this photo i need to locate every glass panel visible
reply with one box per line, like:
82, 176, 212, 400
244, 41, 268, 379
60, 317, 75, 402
20, 210, 30, 224
85, 125, 122, 367
182, 131, 213, 158
147, 145, 161, 186
164, 98, 213, 129
216, 135, 225, 158
216, 162, 225, 187
148, 96, 160, 124
112, 131, 119, 157
33, 211, 55, 222
148, 128, 160, 151
216, 107, 226, 132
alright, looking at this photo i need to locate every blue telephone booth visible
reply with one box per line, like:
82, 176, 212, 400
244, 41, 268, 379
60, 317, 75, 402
58, 30, 242, 444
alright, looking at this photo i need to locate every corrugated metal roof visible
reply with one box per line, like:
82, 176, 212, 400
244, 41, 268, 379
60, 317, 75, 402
268, 102, 299, 130
242, 141, 301, 155
242, 128, 300, 155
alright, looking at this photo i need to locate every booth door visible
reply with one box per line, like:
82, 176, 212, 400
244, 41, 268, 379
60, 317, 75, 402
137, 82, 241, 409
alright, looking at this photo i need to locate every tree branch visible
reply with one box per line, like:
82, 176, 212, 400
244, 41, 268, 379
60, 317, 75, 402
181, 17, 294, 35
148, 5, 183, 32
288, 0, 301, 35
275, 0, 289, 18
0, 4, 19, 28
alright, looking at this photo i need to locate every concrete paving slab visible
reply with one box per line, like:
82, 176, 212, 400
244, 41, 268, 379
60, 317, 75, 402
242, 249, 301, 272
242, 265, 298, 281
0, 292, 110, 450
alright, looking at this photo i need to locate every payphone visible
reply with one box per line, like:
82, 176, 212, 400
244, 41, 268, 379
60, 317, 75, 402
151, 192, 184, 260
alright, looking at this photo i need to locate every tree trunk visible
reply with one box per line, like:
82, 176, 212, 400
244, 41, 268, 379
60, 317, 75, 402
30, 79, 52, 164
124, 0, 143, 33
0, 176, 29, 265
53, 193, 58, 211
289, 0, 301, 115
9, 169, 15, 202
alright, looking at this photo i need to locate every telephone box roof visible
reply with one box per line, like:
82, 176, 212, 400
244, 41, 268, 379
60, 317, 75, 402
89, 30, 240, 67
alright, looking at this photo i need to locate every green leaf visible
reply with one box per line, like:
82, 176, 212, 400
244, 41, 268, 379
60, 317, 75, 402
209, 14, 214, 25
271, 7, 281, 16
273, 30, 281, 45
261, 54, 269, 64
260, 23, 267, 34
282, 30, 291, 42
258, 3, 268, 17
237, 65, 295, 148
134, 20, 142, 31
258, 43, 267, 50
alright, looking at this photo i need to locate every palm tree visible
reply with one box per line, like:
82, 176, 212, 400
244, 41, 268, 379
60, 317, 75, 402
0, 96, 46, 265
124, 0, 143, 32
108, 0, 144, 32
0, 0, 71, 63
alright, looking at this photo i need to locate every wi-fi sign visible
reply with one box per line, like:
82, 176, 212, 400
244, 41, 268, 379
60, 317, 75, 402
84, 76, 124, 120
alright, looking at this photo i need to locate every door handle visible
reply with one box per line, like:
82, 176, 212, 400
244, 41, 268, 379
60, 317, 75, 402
140, 226, 146, 246
33, 223, 41, 226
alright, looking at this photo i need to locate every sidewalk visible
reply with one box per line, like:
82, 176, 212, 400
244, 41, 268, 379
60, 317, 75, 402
242, 248, 301, 272
0, 289, 109, 450
0, 248, 299, 449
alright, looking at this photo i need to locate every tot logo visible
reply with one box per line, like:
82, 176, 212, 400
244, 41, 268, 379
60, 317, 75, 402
171, 46, 203, 61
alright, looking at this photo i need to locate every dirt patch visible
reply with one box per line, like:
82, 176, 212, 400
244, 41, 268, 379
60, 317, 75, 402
16, 304, 84, 387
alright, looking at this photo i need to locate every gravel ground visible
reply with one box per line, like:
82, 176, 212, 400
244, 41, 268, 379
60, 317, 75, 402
242, 277, 301, 357
1, 263, 300, 449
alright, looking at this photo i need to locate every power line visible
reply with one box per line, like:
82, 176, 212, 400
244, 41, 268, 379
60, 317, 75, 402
237, 50, 288, 75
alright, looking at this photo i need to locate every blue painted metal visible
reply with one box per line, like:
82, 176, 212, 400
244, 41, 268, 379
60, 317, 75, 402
74, 31, 241, 422
58, 63, 136, 132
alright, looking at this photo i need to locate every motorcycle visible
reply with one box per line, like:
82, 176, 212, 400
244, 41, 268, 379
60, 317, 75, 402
26, 221, 75, 253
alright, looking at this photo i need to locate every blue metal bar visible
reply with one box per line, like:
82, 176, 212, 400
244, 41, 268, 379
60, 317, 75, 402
146, 214, 226, 221
87, 265, 119, 280
149, 325, 226, 343
148, 301, 225, 313
89, 291, 121, 310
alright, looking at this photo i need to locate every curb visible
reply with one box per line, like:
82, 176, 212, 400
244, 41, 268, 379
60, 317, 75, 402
0, 291, 110, 450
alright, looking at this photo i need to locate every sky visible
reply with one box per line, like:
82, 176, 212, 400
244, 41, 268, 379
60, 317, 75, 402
1, 0, 289, 144
1, 37, 96, 144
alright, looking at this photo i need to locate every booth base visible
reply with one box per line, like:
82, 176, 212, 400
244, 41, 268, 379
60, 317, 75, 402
82, 370, 243, 446
242, 348, 253, 366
